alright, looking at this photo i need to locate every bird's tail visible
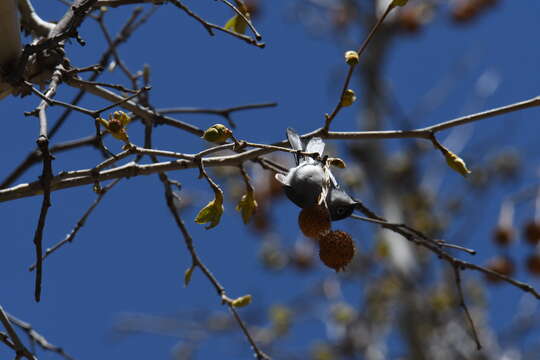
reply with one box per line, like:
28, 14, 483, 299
286, 127, 304, 165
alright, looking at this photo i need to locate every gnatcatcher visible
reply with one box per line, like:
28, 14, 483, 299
275, 128, 357, 221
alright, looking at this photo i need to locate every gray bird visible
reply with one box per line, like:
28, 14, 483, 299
275, 128, 358, 221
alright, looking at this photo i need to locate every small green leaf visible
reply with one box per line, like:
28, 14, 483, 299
184, 266, 195, 287
236, 191, 258, 224
232, 294, 252, 307
224, 15, 248, 34
194, 190, 224, 229
224, 1, 250, 34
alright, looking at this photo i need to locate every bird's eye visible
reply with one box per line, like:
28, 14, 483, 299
337, 207, 346, 215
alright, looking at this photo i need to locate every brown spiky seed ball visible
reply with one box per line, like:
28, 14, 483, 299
524, 221, 540, 245
493, 225, 514, 246
526, 254, 540, 276
298, 205, 331, 238
318, 230, 355, 272
484, 256, 515, 283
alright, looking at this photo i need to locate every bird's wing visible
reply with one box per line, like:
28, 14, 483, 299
274, 173, 290, 186
286, 127, 304, 165
305, 137, 325, 164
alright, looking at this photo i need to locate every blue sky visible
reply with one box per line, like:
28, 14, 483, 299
1, 1, 540, 359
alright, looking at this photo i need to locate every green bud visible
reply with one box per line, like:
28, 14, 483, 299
340, 89, 357, 107
194, 190, 224, 229
184, 266, 195, 287
392, 0, 409, 7
231, 294, 252, 307
344, 51, 359, 65
202, 124, 233, 143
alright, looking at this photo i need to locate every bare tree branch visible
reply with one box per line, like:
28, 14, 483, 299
157, 102, 277, 128
168, 0, 265, 48
3, 91, 540, 203
0, 305, 36, 360
7, 313, 77, 360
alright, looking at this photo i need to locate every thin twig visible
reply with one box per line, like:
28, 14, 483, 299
238, 164, 254, 193
94, 0, 163, 7
242, 140, 320, 159
161, 180, 269, 359
193, 143, 235, 158
27, 82, 150, 119
29, 179, 121, 271
0, 135, 99, 189
56, 146, 194, 181
0, 330, 15, 351
26, 83, 96, 117
158, 102, 277, 116
209, 20, 265, 48
31, 67, 64, 302
93, 118, 116, 158
421, 95, 540, 134
254, 157, 288, 174
93, 86, 150, 115
95, 11, 137, 86
350, 214, 476, 255
33, 138, 52, 302
7, 313, 76, 360
66, 79, 204, 136
323, 94, 540, 140
351, 202, 540, 300
0, 305, 36, 360
323, 2, 396, 131
64, 64, 104, 74
217, 0, 262, 40
132, 147, 195, 161
228, 305, 270, 360
168, 0, 265, 48
69, 77, 138, 93
197, 160, 223, 197
157, 102, 277, 128
452, 266, 482, 350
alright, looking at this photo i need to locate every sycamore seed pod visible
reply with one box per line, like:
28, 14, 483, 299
524, 221, 540, 245
318, 230, 355, 271
526, 254, 540, 276
298, 205, 331, 239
